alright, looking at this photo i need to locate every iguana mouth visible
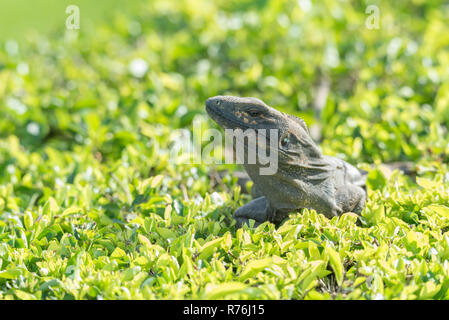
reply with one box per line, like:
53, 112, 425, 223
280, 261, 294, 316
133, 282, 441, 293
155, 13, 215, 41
206, 104, 277, 147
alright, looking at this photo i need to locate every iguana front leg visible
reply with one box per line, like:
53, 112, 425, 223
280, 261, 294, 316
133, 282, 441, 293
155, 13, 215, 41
234, 196, 272, 228
335, 184, 366, 214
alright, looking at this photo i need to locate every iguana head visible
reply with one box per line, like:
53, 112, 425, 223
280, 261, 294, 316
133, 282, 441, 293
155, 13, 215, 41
206, 95, 322, 163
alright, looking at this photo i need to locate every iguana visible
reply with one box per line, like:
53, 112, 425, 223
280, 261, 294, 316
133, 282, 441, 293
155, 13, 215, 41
206, 95, 367, 228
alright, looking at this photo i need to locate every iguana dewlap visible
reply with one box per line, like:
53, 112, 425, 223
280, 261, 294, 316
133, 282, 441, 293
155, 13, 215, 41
206, 95, 366, 228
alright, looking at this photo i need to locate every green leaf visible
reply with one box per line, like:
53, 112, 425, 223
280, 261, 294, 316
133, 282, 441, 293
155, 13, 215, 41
297, 260, 326, 292
416, 177, 439, 189
198, 237, 223, 260
151, 175, 164, 189
110, 247, 126, 259
366, 169, 387, 191
156, 227, 177, 240
0, 268, 23, 279
24, 211, 34, 230
204, 282, 248, 299
15, 290, 37, 300
138, 234, 152, 248
42, 197, 59, 217
325, 247, 344, 286
426, 204, 449, 218
239, 258, 272, 281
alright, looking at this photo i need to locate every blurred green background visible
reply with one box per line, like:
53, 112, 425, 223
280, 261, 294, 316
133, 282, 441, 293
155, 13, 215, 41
1, 0, 449, 164
1, 0, 449, 300
0, 0, 143, 41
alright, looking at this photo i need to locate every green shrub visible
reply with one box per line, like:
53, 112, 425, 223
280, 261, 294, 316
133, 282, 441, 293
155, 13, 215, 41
1, 0, 449, 299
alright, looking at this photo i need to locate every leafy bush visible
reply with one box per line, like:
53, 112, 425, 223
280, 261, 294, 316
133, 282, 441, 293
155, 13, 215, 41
1, 0, 449, 299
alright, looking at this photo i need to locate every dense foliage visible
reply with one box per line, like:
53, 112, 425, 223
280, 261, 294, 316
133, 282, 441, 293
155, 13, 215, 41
1, 0, 449, 299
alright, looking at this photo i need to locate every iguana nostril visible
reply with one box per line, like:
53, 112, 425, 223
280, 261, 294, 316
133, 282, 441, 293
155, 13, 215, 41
216, 100, 221, 106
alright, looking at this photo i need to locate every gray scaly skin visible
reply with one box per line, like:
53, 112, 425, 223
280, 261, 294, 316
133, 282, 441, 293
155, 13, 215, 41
206, 95, 367, 228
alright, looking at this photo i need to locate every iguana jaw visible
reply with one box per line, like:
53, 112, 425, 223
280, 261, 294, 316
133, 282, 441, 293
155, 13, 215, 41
206, 101, 251, 130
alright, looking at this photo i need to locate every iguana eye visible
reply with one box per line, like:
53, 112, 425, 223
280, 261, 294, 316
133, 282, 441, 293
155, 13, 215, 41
247, 110, 261, 117
280, 136, 290, 148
